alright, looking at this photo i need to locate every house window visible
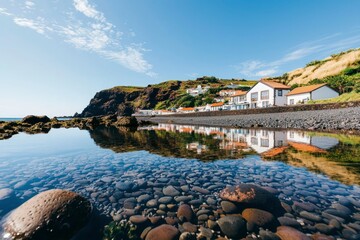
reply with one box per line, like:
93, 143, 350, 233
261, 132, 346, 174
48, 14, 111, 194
290, 99, 294, 105
261, 90, 269, 100
278, 90, 283, 96
260, 139, 269, 147
251, 137, 258, 145
262, 101, 269, 107
251, 92, 258, 101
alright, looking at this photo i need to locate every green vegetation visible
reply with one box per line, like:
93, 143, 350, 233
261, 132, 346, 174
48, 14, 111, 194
110, 86, 144, 92
103, 221, 140, 240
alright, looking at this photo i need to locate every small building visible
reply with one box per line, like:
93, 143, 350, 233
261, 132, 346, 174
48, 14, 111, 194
177, 107, 195, 113
209, 102, 224, 111
186, 85, 210, 96
219, 89, 236, 97
229, 91, 248, 110
246, 80, 290, 108
286, 83, 339, 105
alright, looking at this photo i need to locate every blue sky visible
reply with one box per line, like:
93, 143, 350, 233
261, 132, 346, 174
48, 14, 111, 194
1, 0, 360, 117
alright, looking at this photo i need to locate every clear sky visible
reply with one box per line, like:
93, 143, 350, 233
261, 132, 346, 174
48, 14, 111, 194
1, 0, 360, 117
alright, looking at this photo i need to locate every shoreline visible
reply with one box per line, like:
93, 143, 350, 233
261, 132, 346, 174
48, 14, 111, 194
136, 106, 360, 135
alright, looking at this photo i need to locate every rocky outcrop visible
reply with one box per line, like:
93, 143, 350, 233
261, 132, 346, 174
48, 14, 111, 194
22, 115, 51, 125
76, 81, 182, 117
2, 189, 92, 240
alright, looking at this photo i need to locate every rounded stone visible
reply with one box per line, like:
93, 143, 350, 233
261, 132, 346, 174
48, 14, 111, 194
182, 222, 197, 233
221, 201, 238, 213
163, 186, 180, 197
177, 204, 194, 222
2, 189, 92, 240
276, 226, 310, 240
242, 208, 278, 230
219, 184, 277, 207
217, 215, 246, 239
145, 224, 180, 240
129, 215, 149, 225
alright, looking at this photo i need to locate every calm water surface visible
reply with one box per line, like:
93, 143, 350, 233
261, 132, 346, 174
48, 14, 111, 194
0, 124, 359, 238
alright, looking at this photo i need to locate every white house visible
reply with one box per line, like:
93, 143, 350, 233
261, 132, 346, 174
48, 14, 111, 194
209, 102, 224, 111
186, 85, 210, 96
229, 91, 248, 110
246, 80, 291, 108
286, 83, 339, 105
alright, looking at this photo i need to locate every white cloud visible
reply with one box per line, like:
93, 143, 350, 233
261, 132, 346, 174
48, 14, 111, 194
1, 1, 155, 76
73, 0, 105, 22
13, 17, 49, 34
25, 1, 35, 9
234, 33, 360, 78
0, 7, 12, 16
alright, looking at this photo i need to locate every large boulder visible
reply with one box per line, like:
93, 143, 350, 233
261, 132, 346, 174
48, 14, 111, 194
219, 184, 283, 214
22, 115, 50, 125
145, 224, 180, 240
2, 189, 92, 240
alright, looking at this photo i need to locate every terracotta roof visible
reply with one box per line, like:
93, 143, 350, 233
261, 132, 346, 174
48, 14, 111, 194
231, 90, 247, 97
180, 107, 195, 111
261, 146, 288, 158
210, 102, 224, 107
288, 141, 326, 153
286, 83, 328, 96
260, 80, 291, 89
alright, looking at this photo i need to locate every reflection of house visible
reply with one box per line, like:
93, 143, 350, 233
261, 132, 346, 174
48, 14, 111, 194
286, 84, 339, 105
186, 142, 208, 154
246, 129, 287, 154
287, 131, 338, 150
186, 85, 210, 96
246, 80, 291, 108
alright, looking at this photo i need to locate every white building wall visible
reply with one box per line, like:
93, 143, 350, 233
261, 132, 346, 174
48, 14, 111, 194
246, 83, 275, 108
311, 86, 339, 100
274, 89, 290, 106
287, 93, 311, 105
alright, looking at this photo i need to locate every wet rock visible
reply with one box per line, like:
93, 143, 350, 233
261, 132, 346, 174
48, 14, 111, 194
198, 226, 213, 239
145, 224, 180, 240
163, 186, 180, 196
219, 184, 280, 212
192, 186, 210, 194
276, 226, 310, 240
314, 223, 333, 234
182, 222, 197, 233
278, 216, 301, 228
220, 201, 238, 213
177, 204, 194, 222
138, 194, 152, 203
22, 115, 50, 125
159, 196, 173, 204
217, 215, 246, 239
300, 211, 322, 222
259, 229, 280, 240
242, 208, 278, 231
311, 233, 335, 240
146, 199, 158, 208
2, 189, 91, 240
129, 215, 149, 225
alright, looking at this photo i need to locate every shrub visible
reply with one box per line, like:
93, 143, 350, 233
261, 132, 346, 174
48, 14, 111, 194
343, 66, 360, 76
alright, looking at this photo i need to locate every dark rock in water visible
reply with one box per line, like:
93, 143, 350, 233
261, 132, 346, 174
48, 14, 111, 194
182, 222, 197, 233
163, 185, 180, 196
22, 115, 50, 125
242, 208, 278, 231
221, 201, 238, 213
219, 184, 283, 214
177, 204, 194, 222
198, 226, 213, 239
259, 229, 280, 240
278, 216, 301, 228
299, 211, 322, 222
276, 226, 310, 240
217, 215, 246, 238
311, 233, 335, 240
2, 189, 91, 240
129, 215, 149, 225
145, 224, 180, 240
314, 223, 333, 234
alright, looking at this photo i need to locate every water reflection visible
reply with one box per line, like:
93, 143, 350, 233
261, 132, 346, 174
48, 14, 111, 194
90, 124, 360, 185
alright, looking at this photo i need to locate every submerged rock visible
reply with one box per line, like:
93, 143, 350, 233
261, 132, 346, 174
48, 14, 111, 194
217, 215, 246, 238
145, 224, 180, 240
2, 189, 92, 240
276, 226, 310, 240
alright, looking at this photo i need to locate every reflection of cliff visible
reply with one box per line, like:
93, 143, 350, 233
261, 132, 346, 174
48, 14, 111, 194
285, 151, 360, 185
89, 126, 252, 161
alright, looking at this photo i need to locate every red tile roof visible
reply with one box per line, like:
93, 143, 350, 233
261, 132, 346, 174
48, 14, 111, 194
260, 80, 291, 89
286, 83, 328, 96
210, 102, 224, 107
